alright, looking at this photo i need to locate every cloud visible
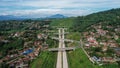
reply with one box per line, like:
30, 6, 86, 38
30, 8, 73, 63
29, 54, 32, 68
0, 0, 120, 17
1, 8, 92, 18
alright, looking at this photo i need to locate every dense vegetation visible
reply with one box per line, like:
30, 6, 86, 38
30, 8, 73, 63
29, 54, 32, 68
0, 38, 24, 58
50, 17, 75, 29
0, 19, 51, 31
72, 8, 120, 32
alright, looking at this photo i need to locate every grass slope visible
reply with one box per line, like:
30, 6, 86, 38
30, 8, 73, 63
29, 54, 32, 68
68, 49, 95, 68
30, 51, 56, 68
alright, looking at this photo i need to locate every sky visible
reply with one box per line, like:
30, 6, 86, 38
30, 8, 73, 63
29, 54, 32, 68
0, 0, 120, 18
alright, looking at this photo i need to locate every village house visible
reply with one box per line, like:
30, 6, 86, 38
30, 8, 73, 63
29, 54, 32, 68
28, 53, 36, 60
92, 56, 101, 62
102, 45, 108, 52
34, 46, 41, 56
7, 45, 41, 68
115, 28, 120, 32
37, 34, 43, 39
101, 57, 115, 63
114, 48, 120, 56
14, 32, 21, 37
97, 29, 107, 36
106, 35, 112, 39
24, 41, 33, 48
87, 37, 95, 42
43, 25, 49, 28
107, 40, 118, 48
87, 36, 98, 47
0, 59, 3, 63
15, 58, 29, 68
85, 43, 90, 48
42, 43, 49, 49
34, 40, 42, 46
114, 35, 119, 40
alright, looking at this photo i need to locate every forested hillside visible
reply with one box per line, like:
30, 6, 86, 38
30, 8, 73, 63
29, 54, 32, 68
72, 8, 120, 32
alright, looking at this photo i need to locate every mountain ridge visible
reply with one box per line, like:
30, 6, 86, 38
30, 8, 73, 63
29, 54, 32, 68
47, 14, 67, 18
0, 14, 67, 21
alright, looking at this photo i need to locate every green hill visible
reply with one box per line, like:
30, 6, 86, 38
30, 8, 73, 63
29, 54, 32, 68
72, 8, 120, 32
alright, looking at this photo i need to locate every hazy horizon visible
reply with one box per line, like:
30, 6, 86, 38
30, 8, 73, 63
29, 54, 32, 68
0, 0, 120, 18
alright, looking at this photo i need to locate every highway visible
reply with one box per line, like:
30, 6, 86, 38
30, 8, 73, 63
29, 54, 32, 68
49, 28, 78, 68
56, 28, 62, 68
56, 28, 68, 68
62, 29, 68, 68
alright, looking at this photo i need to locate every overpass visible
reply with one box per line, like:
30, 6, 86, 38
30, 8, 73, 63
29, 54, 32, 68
51, 37, 74, 42
48, 47, 75, 51
51, 36, 81, 43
